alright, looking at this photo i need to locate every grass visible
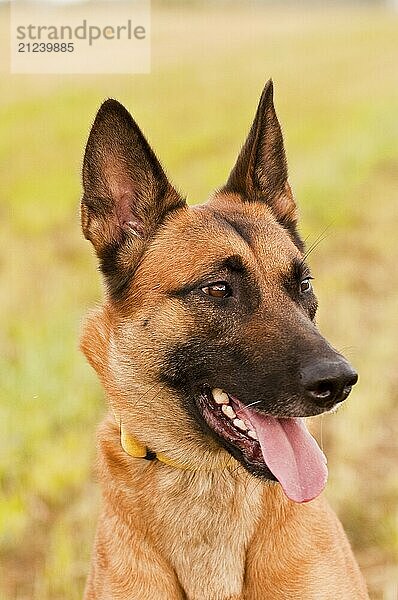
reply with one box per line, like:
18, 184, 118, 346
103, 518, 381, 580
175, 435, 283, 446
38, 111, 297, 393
1, 3, 397, 598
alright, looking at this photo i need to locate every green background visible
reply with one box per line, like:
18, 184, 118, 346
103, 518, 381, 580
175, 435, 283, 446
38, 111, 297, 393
1, 3, 397, 598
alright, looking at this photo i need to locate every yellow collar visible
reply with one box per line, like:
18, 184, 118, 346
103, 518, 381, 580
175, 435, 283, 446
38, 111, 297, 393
118, 422, 232, 472
120, 424, 185, 468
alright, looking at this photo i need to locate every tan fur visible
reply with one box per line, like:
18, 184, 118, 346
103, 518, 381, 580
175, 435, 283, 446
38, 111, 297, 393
81, 201, 368, 599
81, 89, 369, 599
83, 418, 367, 599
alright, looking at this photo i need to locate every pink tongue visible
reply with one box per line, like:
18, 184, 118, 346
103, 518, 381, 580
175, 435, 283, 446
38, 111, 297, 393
242, 409, 328, 503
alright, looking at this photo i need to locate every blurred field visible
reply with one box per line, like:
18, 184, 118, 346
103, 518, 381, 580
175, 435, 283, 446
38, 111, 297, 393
1, 2, 397, 599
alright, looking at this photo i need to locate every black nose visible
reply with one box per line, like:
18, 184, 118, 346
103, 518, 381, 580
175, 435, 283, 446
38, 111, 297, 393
301, 359, 358, 408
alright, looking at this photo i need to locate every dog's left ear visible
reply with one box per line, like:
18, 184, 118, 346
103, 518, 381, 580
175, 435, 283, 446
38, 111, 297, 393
223, 80, 302, 248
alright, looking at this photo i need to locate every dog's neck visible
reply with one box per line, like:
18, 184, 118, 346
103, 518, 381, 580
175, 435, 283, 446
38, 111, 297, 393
99, 411, 292, 515
95, 413, 295, 599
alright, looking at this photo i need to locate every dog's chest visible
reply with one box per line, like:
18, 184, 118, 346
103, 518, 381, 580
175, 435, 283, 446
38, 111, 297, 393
153, 470, 262, 600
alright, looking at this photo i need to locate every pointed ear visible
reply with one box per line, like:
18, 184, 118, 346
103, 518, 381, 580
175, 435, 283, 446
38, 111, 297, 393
223, 80, 302, 249
81, 99, 186, 299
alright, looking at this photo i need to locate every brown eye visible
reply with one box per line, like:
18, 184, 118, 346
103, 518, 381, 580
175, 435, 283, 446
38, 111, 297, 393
201, 282, 231, 299
300, 277, 313, 294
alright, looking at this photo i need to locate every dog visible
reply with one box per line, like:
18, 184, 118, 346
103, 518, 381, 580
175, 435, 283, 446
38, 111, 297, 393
80, 80, 368, 599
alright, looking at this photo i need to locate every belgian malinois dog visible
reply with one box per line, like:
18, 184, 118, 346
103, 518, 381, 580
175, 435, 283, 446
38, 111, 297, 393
80, 80, 368, 599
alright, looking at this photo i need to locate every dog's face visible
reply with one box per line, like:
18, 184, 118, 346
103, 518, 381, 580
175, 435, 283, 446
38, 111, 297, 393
81, 81, 357, 503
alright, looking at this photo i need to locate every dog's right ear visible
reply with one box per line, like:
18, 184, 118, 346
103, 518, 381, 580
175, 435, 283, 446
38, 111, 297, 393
81, 99, 185, 298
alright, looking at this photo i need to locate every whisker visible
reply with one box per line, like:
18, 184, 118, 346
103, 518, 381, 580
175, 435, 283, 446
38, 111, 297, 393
142, 386, 166, 408
243, 400, 262, 409
247, 477, 263, 503
301, 224, 332, 265
131, 383, 165, 409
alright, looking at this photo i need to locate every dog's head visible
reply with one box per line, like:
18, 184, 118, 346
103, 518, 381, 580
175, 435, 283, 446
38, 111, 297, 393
81, 81, 357, 503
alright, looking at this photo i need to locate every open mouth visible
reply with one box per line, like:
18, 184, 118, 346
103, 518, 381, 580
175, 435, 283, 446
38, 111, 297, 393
197, 385, 328, 504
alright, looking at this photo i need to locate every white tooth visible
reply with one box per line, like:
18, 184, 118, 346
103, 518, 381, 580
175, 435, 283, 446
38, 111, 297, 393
248, 429, 258, 440
222, 405, 236, 419
233, 418, 247, 431
212, 388, 230, 405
